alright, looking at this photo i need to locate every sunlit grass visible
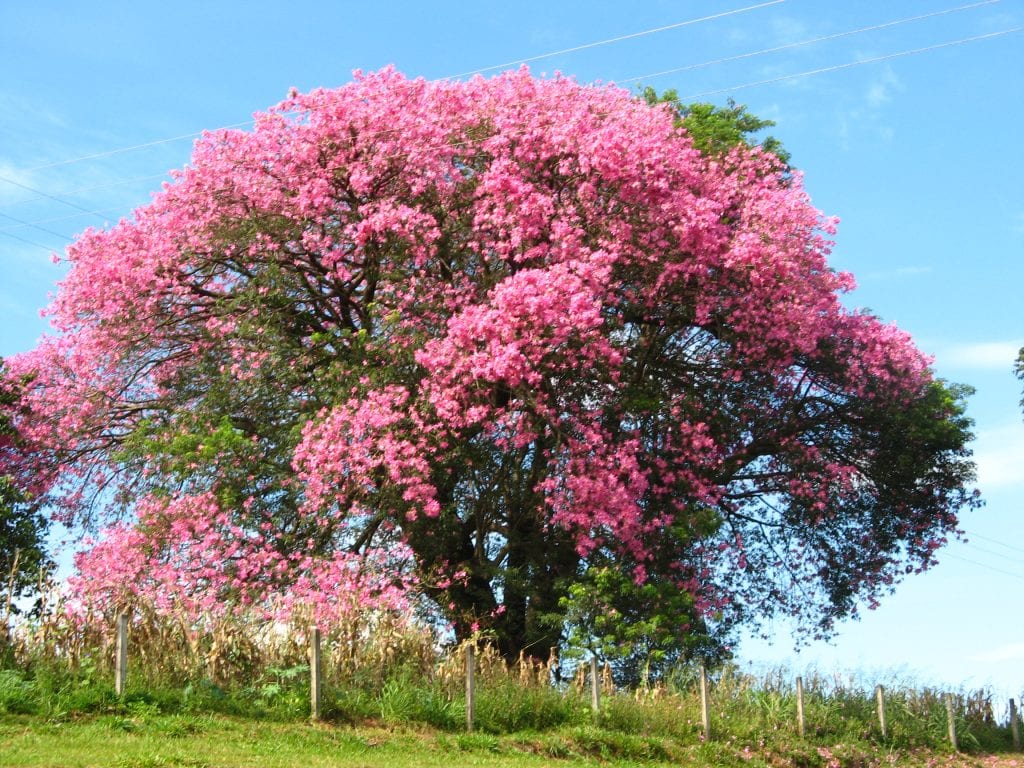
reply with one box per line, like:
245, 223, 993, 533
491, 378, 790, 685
1, 604, 1020, 766
0, 713, 681, 768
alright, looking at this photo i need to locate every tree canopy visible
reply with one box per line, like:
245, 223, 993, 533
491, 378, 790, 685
641, 87, 791, 168
1016, 348, 1024, 413
0, 363, 52, 619
5, 69, 978, 664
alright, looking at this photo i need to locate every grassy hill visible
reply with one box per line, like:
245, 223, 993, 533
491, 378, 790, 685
1, 712, 1022, 768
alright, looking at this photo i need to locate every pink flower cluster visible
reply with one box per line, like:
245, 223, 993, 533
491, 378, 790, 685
66, 492, 412, 629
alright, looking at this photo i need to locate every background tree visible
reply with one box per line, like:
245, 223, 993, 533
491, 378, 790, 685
0, 363, 52, 624
1016, 347, 1024, 412
642, 87, 791, 167
7, 69, 978, 665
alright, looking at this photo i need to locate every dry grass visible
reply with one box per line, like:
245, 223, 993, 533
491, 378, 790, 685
1, 585, 1019, 758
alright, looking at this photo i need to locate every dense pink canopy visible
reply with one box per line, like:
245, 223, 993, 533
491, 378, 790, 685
4, 69, 974, 652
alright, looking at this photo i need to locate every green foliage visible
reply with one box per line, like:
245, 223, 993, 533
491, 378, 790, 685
0, 364, 52, 621
451, 731, 501, 752
378, 676, 459, 730
561, 724, 672, 762
0, 482, 51, 612
472, 678, 576, 733
0, 668, 37, 714
243, 664, 310, 717
641, 87, 792, 167
26, 659, 120, 719
560, 565, 727, 687
2, 624, 1017, 763
181, 679, 231, 714
0, 666, 1019, 767
322, 685, 376, 724
1017, 346, 1024, 413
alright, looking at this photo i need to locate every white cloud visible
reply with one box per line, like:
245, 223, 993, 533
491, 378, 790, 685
968, 642, 1024, 664
936, 341, 1023, 371
972, 421, 1024, 491
0, 91, 67, 134
770, 16, 810, 43
864, 67, 903, 109
0, 162, 40, 206
829, 64, 906, 150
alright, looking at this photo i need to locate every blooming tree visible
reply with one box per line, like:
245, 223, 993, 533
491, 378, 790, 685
5, 69, 977, 660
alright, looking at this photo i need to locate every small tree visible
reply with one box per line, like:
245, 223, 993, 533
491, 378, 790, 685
1017, 347, 1024, 413
0, 363, 52, 627
642, 87, 791, 167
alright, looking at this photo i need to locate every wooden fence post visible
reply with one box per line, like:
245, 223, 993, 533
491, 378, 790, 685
114, 613, 128, 697
795, 676, 806, 737
945, 693, 958, 751
590, 656, 600, 713
309, 626, 322, 721
1010, 698, 1022, 751
699, 665, 712, 740
465, 645, 475, 732
876, 685, 888, 739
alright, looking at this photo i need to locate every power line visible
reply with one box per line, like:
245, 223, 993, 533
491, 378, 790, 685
961, 529, 1024, 555
0, 229, 57, 253
0, 173, 106, 219
683, 27, 1022, 99
0, 172, 171, 211
14, 3, 785, 178
959, 541, 1024, 564
0, 4, 784, 219
19, 121, 253, 173
942, 551, 1024, 582
0, 206, 125, 234
0, 212, 72, 242
2, 5, 1012, 231
617, 0, 1000, 85
446, 0, 785, 79
3, 4, 1000, 184
3, 17, 1017, 240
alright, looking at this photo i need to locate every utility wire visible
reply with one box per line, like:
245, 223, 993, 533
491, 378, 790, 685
446, 0, 785, 79
0, 231, 56, 252
617, 0, 1000, 84
0, 212, 72, 242
960, 542, 1024, 564
12, 3, 784, 177
4, 19, 1018, 240
683, 27, 1022, 99
942, 551, 1024, 582
961, 529, 1024, 555
2, 6, 1013, 231
18, 122, 253, 173
3, 4, 1002, 182
0, 3, 782, 217
0, 174, 106, 219
0, 172, 171, 211
0, 206, 125, 234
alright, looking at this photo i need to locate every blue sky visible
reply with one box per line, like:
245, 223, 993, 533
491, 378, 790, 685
2, 1, 1022, 697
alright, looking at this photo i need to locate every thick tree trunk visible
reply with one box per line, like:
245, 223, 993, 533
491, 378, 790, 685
492, 508, 579, 664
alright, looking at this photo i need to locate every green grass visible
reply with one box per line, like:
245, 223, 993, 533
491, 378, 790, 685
1, 656, 1020, 766
1, 711, 1020, 768
0, 713, 682, 767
